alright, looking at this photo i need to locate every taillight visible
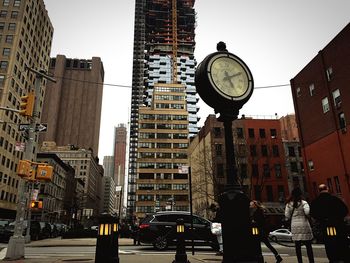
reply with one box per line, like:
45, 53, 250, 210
139, 224, 150, 229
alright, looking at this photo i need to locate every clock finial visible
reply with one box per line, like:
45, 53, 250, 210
217, 41, 227, 52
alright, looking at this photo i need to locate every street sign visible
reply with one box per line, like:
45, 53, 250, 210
19, 124, 30, 131
35, 123, 47, 132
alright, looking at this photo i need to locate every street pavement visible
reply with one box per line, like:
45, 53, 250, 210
0, 238, 329, 263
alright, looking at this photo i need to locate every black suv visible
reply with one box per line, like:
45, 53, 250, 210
138, 211, 218, 250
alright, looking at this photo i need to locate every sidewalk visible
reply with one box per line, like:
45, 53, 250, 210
0, 254, 329, 263
0, 238, 329, 263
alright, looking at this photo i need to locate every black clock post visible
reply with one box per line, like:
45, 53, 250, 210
195, 42, 263, 263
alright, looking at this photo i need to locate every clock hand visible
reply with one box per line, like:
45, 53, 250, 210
223, 71, 235, 88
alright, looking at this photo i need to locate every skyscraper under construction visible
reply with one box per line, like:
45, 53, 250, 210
128, 0, 198, 219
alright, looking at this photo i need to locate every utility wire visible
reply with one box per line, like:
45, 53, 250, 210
47, 74, 292, 90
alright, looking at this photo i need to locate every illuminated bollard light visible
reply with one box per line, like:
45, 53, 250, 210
95, 214, 119, 263
324, 224, 349, 262
172, 218, 190, 263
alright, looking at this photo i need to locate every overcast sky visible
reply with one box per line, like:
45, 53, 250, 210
43, 0, 350, 162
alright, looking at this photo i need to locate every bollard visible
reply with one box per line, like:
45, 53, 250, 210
323, 224, 349, 262
172, 218, 190, 263
95, 214, 119, 263
251, 223, 264, 261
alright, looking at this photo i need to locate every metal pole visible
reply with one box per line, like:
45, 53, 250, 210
6, 69, 55, 260
188, 167, 194, 255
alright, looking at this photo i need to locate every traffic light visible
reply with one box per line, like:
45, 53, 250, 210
36, 164, 53, 182
17, 160, 31, 178
19, 92, 35, 116
31, 201, 43, 209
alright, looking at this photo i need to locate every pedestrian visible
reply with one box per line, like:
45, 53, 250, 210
250, 200, 283, 263
285, 187, 315, 263
310, 184, 349, 262
210, 203, 223, 255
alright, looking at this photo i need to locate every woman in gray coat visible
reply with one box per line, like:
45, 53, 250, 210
285, 188, 314, 263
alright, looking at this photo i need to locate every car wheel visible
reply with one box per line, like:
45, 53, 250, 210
153, 236, 168, 250
271, 236, 277, 243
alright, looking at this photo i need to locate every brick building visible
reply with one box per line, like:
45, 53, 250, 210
291, 23, 350, 207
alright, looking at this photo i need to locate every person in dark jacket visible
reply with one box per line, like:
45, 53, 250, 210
250, 200, 283, 263
310, 184, 349, 262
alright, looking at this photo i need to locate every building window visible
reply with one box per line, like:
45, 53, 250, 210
8, 23, 16, 30
250, 145, 257, 157
217, 163, 224, 178
254, 185, 261, 201
213, 127, 222, 138
261, 145, 268, 157
10, 11, 18, 18
277, 185, 285, 202
309, 84, 315, 96
296, 87, 301, 97
334, 176, 341, 193
0, 22, 4, 30
215, 144, 222, 156
13, 0, 21, 7
288, 146, 296, 157
2, 48, 10, 56
290, 162, 298, 173
266, 185, 274, 202
270, 129, 277, 138
259, 128, 266, 138
2, 0, 9, 7
263, 164, 270, 177
339, 112, 346, 131
0, 61, 8, 69
272, 145, 279, 157
248, 128, 254, 138
0, 74, 4, 86
274, 164, 282, 178
308, 160, 314, 171
326, 67, 333, 81
0, 10, 7, 17
322, 97, 329, 113
252, 164, 259, 177
332, 89, 341, 108
5, 35, 13, 43
236, 127, 244, 138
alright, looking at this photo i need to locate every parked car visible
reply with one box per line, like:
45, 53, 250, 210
138, 211, 219, 250
38, 222, 52, 239
55, 223, 68, 236
269, 228, 293, 242
0, 219, 13, 242
0, 220, 40, 242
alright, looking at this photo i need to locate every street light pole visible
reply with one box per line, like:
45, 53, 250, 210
5, 68, 55, 260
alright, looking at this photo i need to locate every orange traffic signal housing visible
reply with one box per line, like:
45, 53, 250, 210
36, 165, 53, 181
31, 201, 43, 209
17, 160, 32, 178
19, 92, 35, 116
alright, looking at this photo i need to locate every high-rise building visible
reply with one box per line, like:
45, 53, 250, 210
113, 124, 127, 217
39, 55, 104, 156
135, 83, 189, 219
128, 0, 198, 219
0, 0, 53, 217
291, 23, 350, 207
114, 124, 127, 186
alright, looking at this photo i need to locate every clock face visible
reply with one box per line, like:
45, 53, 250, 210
207, 54, 252, 100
